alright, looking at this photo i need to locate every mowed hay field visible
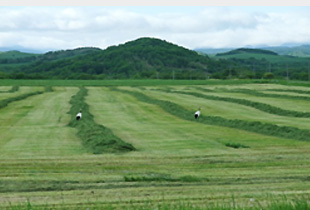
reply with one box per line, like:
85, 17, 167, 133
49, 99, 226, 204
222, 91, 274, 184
1, 81, 310, 209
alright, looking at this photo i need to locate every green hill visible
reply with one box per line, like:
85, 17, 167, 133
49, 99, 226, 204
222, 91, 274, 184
16, 37, 211, 79
0, 47, 102, 74
0, 51, 41, 72
196, 45, 310, 58
216, 48, 309, 64
215, 47, 309, 65
212, 47, 310, 80
263, 45, 310, 57
0, 50, 39, 59
217, 48, 278, 56
40, 47, 102, 61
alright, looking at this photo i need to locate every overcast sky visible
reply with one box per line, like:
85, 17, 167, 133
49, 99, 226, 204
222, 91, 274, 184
0, 6, 309, 52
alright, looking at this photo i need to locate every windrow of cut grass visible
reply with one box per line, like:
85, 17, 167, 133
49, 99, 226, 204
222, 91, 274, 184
112, 88, 310, 142
265, 88, 310, 95
135, 86, 310, 130
0, 86, 51, 109
224, 142, 250, 149
0, 179, 96, 193
163, 89, 310, 118
5, 195, 310, 210
124, 173, 205, 183
227, 88, 310, 101
67, 87, 135, 154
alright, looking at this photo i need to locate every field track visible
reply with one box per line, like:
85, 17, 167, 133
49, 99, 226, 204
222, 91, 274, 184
0, 80, 310, 209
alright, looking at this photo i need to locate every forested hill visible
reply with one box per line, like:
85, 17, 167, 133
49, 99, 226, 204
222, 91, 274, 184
196, 45, 310, 57
211, 47, 310, 80
1, 37, 310, 80
13, 38, 211, 79
39, 47, 102, 62
0, 47, 102, 71
0, 50, 39, 59
216, 48, 278, 56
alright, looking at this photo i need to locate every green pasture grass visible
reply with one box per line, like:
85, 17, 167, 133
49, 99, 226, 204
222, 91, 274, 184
87, 86, 310, 151
3, 195, 310, 210
227, 88, 310, 102
197, 89, 310, 113
0, 86, 85, 158
0, 86, 12, 92
87, 86, 294, 153
67, 87, 135, 154
86, 86, 224, 154
152, 87, 310, 130
153, 86, 310, 128
0, 79, 269, 87
1, 83, 310, 209
0, 79, 309, 88
118, 86, 310, 133
113, 87, 310, 142
182, 83, 310, 93
163, 88, 310, 118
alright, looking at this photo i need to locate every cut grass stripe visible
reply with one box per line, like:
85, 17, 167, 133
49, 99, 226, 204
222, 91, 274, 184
113, 88, 310, 142
265, 88, 310, 95
67, 87, 135, 154
0, 86, 19, 93
176, 88, 310, 118
0, 87, 50, 109
229, 88, 310, 101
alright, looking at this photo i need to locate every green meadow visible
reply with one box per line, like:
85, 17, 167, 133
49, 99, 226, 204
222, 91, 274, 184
0, 80, 310, 209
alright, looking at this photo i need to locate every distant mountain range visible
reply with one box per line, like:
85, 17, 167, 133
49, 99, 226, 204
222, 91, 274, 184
0, 46, 47, 54
195, 45, 310, 57
2, 43, 310, 58
263, 45, 310, 57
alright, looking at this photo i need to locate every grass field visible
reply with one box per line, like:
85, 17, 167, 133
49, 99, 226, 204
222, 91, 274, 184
1, 80, 310, 209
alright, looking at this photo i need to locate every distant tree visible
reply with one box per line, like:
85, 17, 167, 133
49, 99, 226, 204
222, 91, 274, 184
294, 72, 308, 81
263, 72, 275, 79
0, 72, 9, 79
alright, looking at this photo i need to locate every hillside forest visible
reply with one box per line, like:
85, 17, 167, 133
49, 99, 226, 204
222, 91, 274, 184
0, 37, 310, 80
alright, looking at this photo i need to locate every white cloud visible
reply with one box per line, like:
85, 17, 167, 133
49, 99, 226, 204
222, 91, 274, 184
0, 6, 309, 52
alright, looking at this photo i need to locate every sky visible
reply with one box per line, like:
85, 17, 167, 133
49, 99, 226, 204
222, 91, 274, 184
0, 6, 310, 52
